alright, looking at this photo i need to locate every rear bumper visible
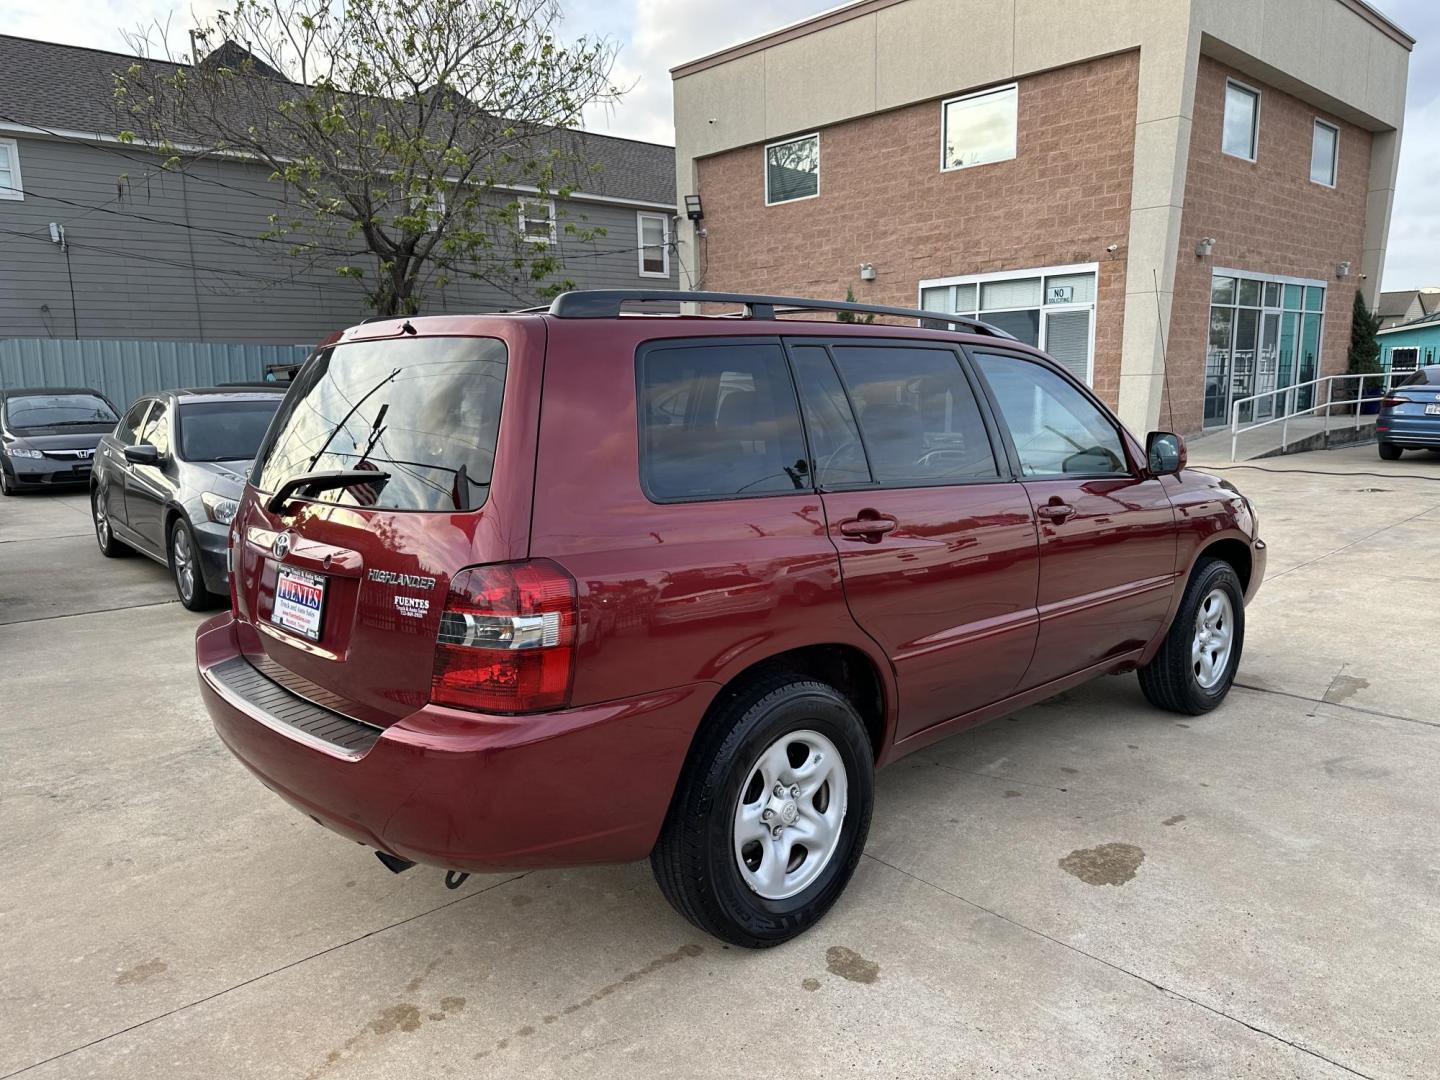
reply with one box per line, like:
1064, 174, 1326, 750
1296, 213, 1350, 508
196, 612, 709, 872
1376, 419, 1440, 448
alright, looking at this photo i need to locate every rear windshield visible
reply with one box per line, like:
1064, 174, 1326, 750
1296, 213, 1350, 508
4, 393, 117, 429
253, 336, 506, 512
179, 399, 282, 462
1398, 367, 1440, 387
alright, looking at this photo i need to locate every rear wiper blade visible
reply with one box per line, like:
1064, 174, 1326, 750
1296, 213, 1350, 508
266, 469, 392, 515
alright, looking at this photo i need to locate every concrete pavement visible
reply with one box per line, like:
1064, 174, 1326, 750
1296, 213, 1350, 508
2, 450, 1438, 1079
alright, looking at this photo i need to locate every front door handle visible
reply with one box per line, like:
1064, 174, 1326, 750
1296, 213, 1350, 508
838, 513, 898, 542
1036, 502, 1076, 524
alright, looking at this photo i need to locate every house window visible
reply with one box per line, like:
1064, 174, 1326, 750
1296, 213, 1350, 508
518, 198, 556, 244
765, 134, 819, 205
637, 212, 670, 277
410, 190, 445, 232
1204, 269, 1325, 427
1310, 120, 1339, 186
1222, 80, 1260, 161
941, 84, 1018, 171
919, 264, 1097, 384
0, 139, 22, 200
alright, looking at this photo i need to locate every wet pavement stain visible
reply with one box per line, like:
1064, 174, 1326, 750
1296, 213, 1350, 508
1059, 767, 1079, 775
825, 945, 880, 984
306, 985, 468, 1078
439, 996, 466, 1013
510, 894, 533, 908
369, 1004, 422, 1036
474, 943, 704, 1060
1324, 675, 1370, 705
1059, 842, 1145, 886
115, 958, 167, 986
1323, 756, 1391, 780
801, 977, 821, 991
1003, 790, 1023, 798
1162, 814, 1186, 826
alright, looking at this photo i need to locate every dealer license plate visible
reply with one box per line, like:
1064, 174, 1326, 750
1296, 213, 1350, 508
1425, 404, 1440, 415
271, 567, 326, 641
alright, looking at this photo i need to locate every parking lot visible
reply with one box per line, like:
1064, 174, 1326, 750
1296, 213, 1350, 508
2, 444, 1439, 1079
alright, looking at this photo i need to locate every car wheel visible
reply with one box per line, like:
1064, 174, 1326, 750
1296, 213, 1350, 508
1138, 557, 1245, 715
650, 673, 874, 948
92, 486, 126, 557
0, 467, 15, 496
1378, 442, 1402, 461
170, 518, 218, 611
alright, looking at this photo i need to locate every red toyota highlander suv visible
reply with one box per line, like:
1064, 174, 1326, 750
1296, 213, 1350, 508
197, 290, 1265, 947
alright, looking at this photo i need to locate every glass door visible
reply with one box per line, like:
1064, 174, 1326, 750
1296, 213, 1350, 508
1254, 310, 1281, 420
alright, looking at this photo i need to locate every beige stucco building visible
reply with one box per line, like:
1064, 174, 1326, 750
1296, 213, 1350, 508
670, 0, 1412, 435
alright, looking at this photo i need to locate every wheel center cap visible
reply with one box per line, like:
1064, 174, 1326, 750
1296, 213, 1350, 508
778, 800, 799, 826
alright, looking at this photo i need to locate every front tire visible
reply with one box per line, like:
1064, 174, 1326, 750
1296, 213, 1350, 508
92, 486, 126, 557
0, 467, 15, 496
1138, 558, 1245, 715
170, 518, 219, 611
1378, 442, 1402, 461
650, 674, 874, 948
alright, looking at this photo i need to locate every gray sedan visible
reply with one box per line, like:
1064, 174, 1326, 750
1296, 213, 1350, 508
91, 387, 285, 609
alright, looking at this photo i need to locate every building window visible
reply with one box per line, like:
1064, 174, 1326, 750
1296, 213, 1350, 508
0, 138, 22, 200
1222, 80, 1260, 161
1205, 270, 1325, 427
765, 134, 819, 205
1388, 346, 1419, 375
941, 84, 1018, 171
1310, 120, 1339, 186
518, 198, 556, 244
637, 212, 670, 277
919, 264, 1097, 384
410, 189, 445, 232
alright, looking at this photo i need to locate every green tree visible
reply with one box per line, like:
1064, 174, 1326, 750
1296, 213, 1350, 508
836, 285, 874, 324
1347, 290, 1383, 375
115, 0, 621, 316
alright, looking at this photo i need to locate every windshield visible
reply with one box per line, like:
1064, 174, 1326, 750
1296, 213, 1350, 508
253, 336, 506, 512
5, 393, 117, 429
178, 399, 283, 463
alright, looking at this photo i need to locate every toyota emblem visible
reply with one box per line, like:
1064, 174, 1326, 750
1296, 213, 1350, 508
272, 533, 291, 559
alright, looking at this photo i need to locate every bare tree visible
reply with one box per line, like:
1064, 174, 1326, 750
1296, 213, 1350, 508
115, 0, 622, 315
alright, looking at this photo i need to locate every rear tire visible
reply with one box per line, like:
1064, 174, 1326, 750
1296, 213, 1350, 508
1378, 442, 1402, 461
650, 673, 874, 948
1138, 558, 1245, 715
170, 518, 219, 611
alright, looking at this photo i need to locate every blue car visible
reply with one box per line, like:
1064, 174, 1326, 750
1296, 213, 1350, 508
1378, 365, 1440, 460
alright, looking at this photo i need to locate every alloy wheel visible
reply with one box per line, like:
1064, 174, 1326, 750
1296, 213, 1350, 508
1191, 587, 1234, 690
732, 729, 847, 900
173, 527, 194, 603
94, 497, 110, 549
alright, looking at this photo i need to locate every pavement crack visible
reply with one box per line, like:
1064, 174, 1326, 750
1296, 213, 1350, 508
1263, 502, 1440, 584
860, 852, 1376, 1079
1233, 682, 1440, 732
0, 599, 180, 628
0, 873, 529, 1079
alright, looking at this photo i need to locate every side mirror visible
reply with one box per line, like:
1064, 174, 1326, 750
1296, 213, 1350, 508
1146, 431, 1186, 476
124, 443, 162, 466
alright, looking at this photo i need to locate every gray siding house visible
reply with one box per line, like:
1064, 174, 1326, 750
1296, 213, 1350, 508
0, 35, 680, 345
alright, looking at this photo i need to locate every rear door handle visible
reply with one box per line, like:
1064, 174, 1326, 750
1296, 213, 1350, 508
1036, 502, 1076, 523
838, 514, 898, 541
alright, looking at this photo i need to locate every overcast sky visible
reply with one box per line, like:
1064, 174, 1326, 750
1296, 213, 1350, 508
6, 0, 1438, 291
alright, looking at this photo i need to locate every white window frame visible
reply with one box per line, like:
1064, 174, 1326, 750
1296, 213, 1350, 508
918, 262, 1099, 385
939, 83, 1019, 173
518, 197, 557, 244
1222, 78, 1261, 163
636, 211, 670, 278
0, 138, 23, 200
1310, 119, 1339, 188
764, 133, 820, 206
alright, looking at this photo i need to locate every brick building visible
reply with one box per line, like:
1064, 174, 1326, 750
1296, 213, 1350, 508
670, 0, 1413, 435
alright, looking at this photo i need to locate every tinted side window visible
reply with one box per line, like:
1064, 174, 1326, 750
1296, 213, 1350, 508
789, 346, 871, 487
975, 353, 1127, 477
640, 342, 809, 500
830, 345, 998, 484
115, 400, 152, 445
138, 401, 170, 455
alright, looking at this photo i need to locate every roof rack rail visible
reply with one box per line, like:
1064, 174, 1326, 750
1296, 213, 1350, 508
546, 289, 1016, 339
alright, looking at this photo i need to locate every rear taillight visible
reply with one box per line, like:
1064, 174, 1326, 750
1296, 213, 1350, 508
1380, 396, 1410, 409
431, 560, 577, 713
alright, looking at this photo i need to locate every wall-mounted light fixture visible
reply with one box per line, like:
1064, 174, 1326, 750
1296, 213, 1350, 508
1336, 261, 1352, 279
1195, 237, 1216, 258
859, 263, 876, 281
684, 194, 704, 221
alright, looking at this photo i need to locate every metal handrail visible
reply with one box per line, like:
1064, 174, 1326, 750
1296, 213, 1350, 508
1228, 370, 1400, 461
